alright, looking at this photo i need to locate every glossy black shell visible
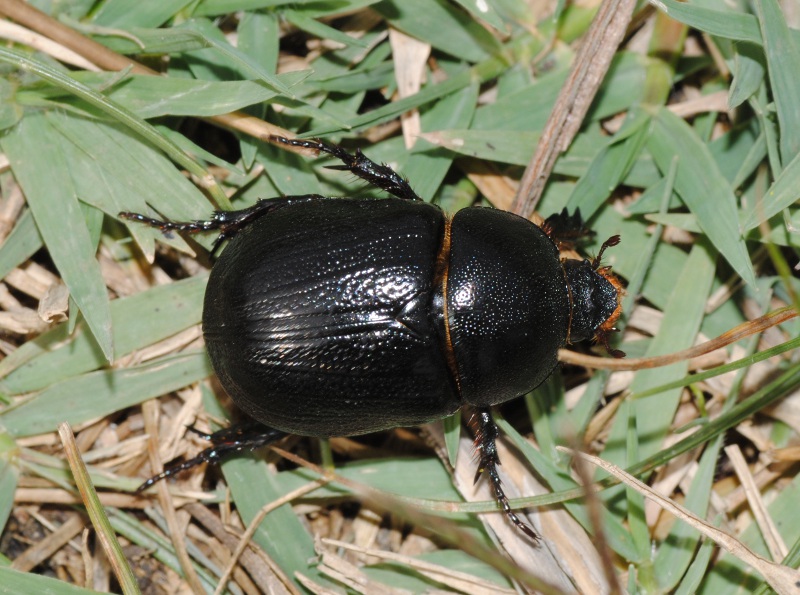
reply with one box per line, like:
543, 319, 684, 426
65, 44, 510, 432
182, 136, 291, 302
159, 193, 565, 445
204, 198, 460, 436
447, 208, 567, 407
203, 198, 584, 438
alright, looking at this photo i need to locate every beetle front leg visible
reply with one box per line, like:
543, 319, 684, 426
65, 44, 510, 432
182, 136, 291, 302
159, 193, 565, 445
136, 421, 288, 492
271, 135, 422, 202
541, 208, 594, 251
120, 194, 324, 256
471, 408, 540, 542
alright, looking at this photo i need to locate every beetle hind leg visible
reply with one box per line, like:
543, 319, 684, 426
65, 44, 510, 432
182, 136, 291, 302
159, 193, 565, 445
136, 421, 288, 492
471, 408, 540, 542
271, 135, 422, 201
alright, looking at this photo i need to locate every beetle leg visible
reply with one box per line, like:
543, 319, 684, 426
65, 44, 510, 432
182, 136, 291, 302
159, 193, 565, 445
471, 408, 540, 542
136, 422, 288, 492
120, 194, 325, 257
542, 208, 594, 250
271, 135, 422, 202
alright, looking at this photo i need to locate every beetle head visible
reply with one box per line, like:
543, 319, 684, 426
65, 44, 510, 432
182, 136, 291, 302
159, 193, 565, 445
563, 235, 625, 358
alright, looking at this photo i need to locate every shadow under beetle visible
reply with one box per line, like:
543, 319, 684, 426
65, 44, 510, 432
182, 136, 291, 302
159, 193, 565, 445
120, 136, 624, 541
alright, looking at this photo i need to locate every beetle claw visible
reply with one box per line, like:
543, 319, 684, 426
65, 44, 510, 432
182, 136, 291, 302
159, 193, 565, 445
185, 424, 212, 440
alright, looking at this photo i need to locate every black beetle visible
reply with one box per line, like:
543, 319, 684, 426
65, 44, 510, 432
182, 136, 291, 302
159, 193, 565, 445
120, 136, 623, 540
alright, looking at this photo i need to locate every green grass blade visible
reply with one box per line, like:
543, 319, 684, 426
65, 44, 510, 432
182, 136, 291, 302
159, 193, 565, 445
452, 0, 507, 31
0, 209, 42, 282
92, 0, 194, 27
729, 43, 765, 109
193, 0, 298, 16
1, 113, 114, 361
0, 47, 230, 210
654, 435, 723, 591
602, 240, 716, 464
374, 0, 499, 62
697, 472, 800, 592
176, 19, 294, 96
648, 107, 755, 286
753, 0, 800, 166
59, 423, 141, 594
104, 71, 308, 118
405, 83, 480, 200
284, 10, 370, 48
497, 417, 641, 562
0, 351, 211, 437
0, 433, 18, 540
625, 411, 651, 572
653, 0, 760, 42
0, 275, 205, 394
0, 567, 99, 593
674, 531, 716, 595
222, 457, 330, 590
108, 509, 219, 591
567, 109, 651, 217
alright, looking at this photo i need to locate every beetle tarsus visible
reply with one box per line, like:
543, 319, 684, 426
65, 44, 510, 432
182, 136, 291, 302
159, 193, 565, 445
136, 421, 288, 492
472, 408, 540, 542
271, 135, 422, 202
118, 211, 224, 234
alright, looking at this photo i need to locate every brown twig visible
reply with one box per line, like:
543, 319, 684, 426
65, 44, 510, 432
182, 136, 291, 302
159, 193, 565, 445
559, 307, 798, 370
511, 0, 638, 218
0, 0, 152, 74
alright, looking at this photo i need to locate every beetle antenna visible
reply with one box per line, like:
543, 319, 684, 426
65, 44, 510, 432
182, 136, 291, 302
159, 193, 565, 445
592, 235, 621, 269
471, 409, 540, 542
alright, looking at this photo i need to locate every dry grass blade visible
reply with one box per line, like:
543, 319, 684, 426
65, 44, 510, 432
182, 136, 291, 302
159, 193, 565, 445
0, 0, 293, 140
58, 422, 141, 595
724, 444, 788, 562
185, 503, 297, 595
0, 0, 141, 71
560, 447, 800, 595
213, 479, 326, 595
450, 432, 614, 593
0, 19, 98, 70
389, 28, 429, 149
10, 513, 85, 573
321, 537, 516, 595
269, 445, 564, 594
141, 400, 205, 595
